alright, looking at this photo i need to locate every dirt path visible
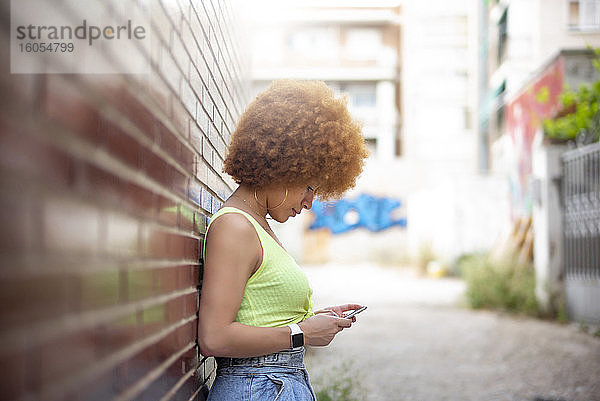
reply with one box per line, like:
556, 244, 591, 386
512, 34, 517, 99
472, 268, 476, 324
303, 264, 600, 401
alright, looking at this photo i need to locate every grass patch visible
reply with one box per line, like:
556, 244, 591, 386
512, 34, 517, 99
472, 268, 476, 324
310, 361, 365, 401
459, 253, 540, 317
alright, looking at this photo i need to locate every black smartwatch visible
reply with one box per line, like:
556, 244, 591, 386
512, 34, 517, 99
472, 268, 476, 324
288, 323, 304, 349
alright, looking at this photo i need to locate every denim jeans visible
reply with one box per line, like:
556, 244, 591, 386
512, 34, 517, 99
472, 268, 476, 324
207, 348, 317, 401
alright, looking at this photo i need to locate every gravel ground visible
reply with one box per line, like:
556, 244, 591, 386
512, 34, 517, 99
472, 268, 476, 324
303, 263, 600, 401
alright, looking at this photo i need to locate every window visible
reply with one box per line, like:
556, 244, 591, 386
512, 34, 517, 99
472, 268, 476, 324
339, 83, 377, 109
288, 27, 337, 60
568, 0, 600, 31
497, 9, 508, 64
365, 138, 377, 156
344, 28, 382, 61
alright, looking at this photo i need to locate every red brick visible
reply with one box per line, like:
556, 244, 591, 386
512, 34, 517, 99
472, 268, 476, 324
180, 145, 196, 175
168, 168, 189, 198
164, 293, 192, 324
156, 195, 178, 227
178, 319, 196, 346
182, 289, 199, 316
157, 121, 181, 163
145, 229, 170, 260
96, 318, 140, 358
141, 147, 168, 186
196, 213, 208, 234
121, 182, 157, 220
36, 329, 97, 391
101, 116, 140, 169
152, 267, 177, 294
187, 180, 203, 210
126, 269, 157, 302
167, 233, 186, 259
71, 369, 117, 401
43, 76, 101, 144
0, 350, 26, 400
79, 270, 121, 310
0, 69, 40, 108
82, 163, 124, 207
179, 264, 199, 289
179, 204, 195, 231
0, 275, 71, 329
0, 193, 33, 253
112, 88, 158, 141
112, 349, 157, 394
183, 236, 200, 261
0, 119, 76, 188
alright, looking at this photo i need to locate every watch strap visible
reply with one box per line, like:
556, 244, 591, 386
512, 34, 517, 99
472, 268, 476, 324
287, 323, 304, 349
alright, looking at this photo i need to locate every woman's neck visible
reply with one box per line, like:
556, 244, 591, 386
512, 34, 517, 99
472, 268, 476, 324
231, 185, 268, 220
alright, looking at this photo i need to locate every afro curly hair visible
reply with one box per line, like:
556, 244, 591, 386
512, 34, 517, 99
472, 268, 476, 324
223, 80, 369, 200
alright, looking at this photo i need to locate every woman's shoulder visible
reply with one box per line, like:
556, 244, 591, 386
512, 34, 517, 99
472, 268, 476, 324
207, 207, 257, 240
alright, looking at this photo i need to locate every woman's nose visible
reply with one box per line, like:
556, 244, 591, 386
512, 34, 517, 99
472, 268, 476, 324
302, 193, 314, 210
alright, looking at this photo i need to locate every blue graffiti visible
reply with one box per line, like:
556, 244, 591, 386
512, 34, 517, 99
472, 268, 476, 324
309, 194, 407, 234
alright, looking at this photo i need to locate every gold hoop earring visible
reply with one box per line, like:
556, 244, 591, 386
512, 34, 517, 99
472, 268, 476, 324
255, 188, 288, 210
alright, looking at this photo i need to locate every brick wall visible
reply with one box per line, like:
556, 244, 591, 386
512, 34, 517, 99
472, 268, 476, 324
0, 0, 248, 400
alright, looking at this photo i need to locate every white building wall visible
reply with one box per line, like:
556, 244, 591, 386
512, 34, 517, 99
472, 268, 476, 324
532, 136, 569, 313
489, 0, 600, 110
375, 80, 397, 161
401, 0, 510, 263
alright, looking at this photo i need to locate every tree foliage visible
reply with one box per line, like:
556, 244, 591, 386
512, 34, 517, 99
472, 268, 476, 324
543, 48, 600, 143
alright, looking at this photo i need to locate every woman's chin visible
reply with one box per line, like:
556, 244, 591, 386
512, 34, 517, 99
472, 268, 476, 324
270, 214, 290, 223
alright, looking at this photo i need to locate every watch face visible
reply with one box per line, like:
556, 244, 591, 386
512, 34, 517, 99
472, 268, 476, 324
291, 333, 304, 348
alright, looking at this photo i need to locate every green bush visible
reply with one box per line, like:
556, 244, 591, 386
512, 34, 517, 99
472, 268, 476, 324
315, 381, 357, 401
311, 361, 364, 401
459, 254, 539, 316
543, 47, 600, 143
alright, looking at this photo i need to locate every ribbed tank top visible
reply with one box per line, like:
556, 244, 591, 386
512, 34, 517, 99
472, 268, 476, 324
203, 207, 315, 327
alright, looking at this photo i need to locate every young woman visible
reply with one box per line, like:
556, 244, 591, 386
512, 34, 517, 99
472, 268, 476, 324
198, 80, 369, 400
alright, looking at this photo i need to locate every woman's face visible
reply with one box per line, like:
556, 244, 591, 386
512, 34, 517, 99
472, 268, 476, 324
267, 184, 317, 223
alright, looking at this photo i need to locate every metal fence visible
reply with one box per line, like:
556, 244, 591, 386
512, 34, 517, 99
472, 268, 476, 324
562, 140, 600, 323
563, 141, 600, 280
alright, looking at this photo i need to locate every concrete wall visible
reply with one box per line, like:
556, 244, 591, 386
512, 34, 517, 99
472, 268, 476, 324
532, 138, 569, 314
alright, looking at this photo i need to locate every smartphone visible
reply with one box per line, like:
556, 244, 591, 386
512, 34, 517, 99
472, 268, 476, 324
343, 306, 367, 319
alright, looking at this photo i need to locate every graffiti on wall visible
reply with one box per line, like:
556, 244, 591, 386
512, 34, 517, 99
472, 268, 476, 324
308, 194, 407, 234
505, 56, 564, 217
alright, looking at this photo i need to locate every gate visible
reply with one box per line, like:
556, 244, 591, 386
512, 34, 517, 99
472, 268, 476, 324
562, 141, 600, 324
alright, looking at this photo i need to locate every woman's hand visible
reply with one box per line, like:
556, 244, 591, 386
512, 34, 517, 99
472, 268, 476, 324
298, 313, 352, 346
314, 303, 364, 322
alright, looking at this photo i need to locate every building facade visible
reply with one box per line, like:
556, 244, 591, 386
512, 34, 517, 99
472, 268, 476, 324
480, 0, 600, 180
247, 0, 507, 267
478, 0, 600, 322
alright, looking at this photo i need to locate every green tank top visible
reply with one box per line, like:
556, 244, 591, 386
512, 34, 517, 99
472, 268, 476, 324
203, 207, 315, 327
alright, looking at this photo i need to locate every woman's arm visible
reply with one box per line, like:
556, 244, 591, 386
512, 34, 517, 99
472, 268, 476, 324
198, 213, 350, 358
